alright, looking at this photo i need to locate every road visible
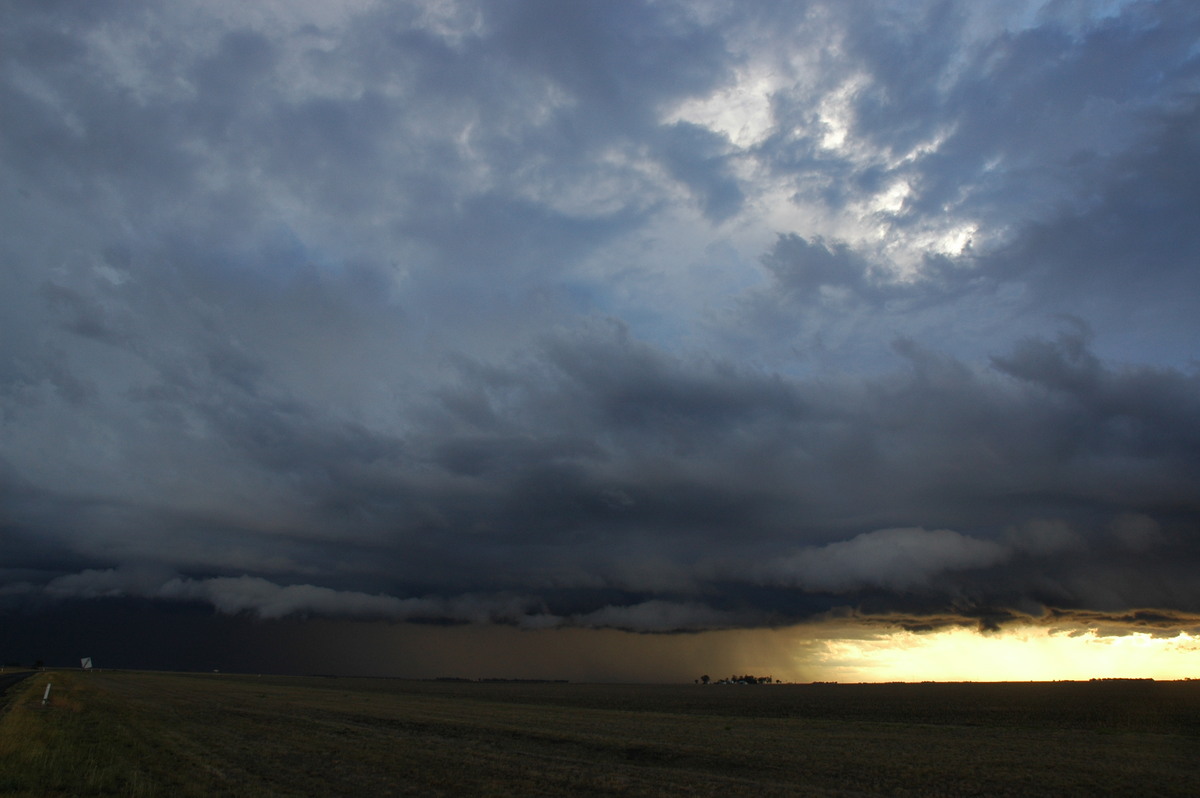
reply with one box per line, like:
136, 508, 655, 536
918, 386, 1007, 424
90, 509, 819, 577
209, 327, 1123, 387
0, 670, 33, 700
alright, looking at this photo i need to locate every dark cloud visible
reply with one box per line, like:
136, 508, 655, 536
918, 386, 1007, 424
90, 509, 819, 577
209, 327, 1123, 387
8, 318, 1196, 632
2, 1, 1198, 674
657, 121, 745, 221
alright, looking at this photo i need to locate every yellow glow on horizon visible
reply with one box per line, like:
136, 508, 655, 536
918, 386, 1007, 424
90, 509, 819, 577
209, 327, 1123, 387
802, 625, 1200, 683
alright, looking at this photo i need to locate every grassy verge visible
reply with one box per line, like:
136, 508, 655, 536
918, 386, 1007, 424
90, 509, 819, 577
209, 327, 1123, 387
0, 672, 164, 797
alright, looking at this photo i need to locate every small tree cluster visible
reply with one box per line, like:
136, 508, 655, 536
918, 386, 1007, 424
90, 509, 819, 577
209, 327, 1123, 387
698, 674, 776, 684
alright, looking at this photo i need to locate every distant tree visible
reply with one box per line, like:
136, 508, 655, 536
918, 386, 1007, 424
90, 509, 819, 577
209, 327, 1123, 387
700, 674, 710, 685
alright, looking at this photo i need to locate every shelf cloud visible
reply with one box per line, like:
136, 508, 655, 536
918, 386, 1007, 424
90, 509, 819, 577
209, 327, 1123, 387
3, 1, 1198, 673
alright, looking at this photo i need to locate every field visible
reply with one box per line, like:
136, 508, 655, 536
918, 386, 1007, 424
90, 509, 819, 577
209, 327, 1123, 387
1, 671, 1198, 796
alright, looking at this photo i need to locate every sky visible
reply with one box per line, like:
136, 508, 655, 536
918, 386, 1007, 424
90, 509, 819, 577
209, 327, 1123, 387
2, 0, 1199, 682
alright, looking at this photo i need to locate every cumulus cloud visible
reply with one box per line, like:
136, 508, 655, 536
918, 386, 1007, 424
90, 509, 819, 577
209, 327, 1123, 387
767, 528, 1010, 593
40, 568, 561, 626
158, 577, 436, 621
44, 566, 177, 600
2, 0, 1199, 649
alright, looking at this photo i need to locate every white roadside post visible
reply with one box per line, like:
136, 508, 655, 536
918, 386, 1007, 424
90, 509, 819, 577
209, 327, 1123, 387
42, 683, 51, 706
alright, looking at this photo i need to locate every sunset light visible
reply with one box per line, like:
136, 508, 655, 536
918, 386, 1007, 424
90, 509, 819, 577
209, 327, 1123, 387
804, 626, 1200, 684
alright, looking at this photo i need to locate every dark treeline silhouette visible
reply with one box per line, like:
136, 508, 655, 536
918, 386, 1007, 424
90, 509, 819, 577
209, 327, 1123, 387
697, 674, 777, 684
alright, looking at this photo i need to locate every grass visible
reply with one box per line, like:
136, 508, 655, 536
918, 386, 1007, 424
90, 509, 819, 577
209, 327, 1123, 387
2, 672, 1198, 796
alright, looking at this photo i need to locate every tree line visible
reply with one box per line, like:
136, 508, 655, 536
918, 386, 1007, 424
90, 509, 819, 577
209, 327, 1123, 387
696, 674, 778, 684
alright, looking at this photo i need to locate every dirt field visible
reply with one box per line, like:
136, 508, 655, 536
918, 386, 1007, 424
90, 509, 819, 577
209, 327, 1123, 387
2, 671, 1197, 796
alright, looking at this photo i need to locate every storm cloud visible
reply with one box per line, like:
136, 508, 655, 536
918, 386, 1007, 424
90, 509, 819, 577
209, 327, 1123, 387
2, 0, 1198, 663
